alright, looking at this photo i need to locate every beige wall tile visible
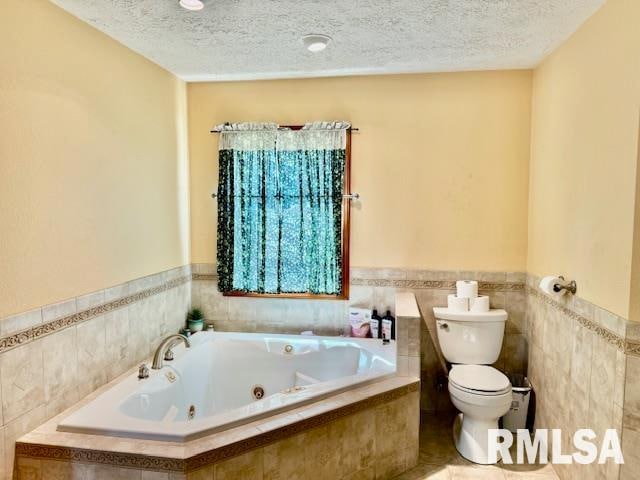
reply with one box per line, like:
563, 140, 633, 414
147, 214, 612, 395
16, 456, 41, 480
263, 433, 306, 480
1, 342, 44, 425
620, 424, 640, 480
624, 354, 640, 416
128, 297, 160, 360
45, 387, 80, 420
105, 309, 133, 381
4, 406, 46, 479
42, 327, 78, 403
141, 471, 170, 480
185, 466, 213, 480
94, 465, 142, 479
165, 287, 189, 337
0, 428, 5, 480
194, 281, 228, 322
570, 322, 594, 391
505, 291, 527, 334
76, 291, 105, 313
594, 307, 626, 337
215, 449, 263, 480
543, 308, 572, 375
329, 410, 375, 475
76, 316, 108, 400
375, 397, 410, 460
0, 308, 42, 337
589, 335, 617, 411
614, 349, 626, 409
104, 283, 130, 303
303, 426, 340, 479
527, 344, 544, 394
42, 299, 76, 324
342, 466, 376, 480
527, 297, 546, 349
40, 459, 73, 479
503, 334, 528, 375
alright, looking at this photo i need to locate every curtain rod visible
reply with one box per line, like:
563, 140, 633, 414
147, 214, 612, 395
210, 127, 359, 133
211, 192, 360, 200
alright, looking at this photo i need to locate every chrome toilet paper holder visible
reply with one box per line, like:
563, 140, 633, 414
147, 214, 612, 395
553, 276, 577, 295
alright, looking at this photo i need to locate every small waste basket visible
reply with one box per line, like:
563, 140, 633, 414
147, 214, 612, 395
502, 374, 532, 432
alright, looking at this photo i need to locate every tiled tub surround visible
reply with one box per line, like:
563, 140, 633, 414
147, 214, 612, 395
0, 266, 192, 479
15, 373, 420, 479
14, 291, 421, 479
525, 274, 640, 480
192, 264, 528, 413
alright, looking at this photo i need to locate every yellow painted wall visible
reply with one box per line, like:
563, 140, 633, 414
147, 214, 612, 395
0, 0, 190, 319
528, 0, 640, 318
188, 72, 532, 272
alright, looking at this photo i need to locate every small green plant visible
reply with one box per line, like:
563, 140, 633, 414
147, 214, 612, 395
187, 308, 204, 321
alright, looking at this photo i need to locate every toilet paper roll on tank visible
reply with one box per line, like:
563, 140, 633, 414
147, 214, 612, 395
446, 280, 490, 313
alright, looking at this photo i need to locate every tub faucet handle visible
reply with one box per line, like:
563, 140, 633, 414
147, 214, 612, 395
138, 363, 149, 380
164, 349, 175, 361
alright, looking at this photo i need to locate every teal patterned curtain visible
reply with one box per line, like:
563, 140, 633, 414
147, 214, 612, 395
216, 122, 348, 295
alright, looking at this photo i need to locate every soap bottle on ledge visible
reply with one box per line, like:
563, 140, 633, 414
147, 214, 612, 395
370, 309, 382, 338
381, 310, 396, 340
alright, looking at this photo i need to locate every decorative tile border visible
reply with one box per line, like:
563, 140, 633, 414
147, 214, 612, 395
526, 285, 639, 355
626, 342, 640, 356
0, 273, 191, 355
192, 270, 526, 293
16, 380, 419, 473
193, 273, 218, 282
350, 278, 524, 291
14, 445, 184, 472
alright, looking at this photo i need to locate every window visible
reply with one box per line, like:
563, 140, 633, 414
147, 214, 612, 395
215, 122, 352, 299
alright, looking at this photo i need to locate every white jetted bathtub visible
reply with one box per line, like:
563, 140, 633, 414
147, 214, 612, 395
58, 331, 396, 441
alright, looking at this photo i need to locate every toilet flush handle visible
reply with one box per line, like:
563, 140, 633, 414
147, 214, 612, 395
439, 322, 449, 330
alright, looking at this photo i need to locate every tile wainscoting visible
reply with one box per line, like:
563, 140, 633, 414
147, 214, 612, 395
11, 265, 639, 479
525, 274, 640, 480
0, 266, 192, 479
16, 380, 419, 480
192, 264, 529, 414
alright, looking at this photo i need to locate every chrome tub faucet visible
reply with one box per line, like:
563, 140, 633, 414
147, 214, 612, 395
152, 334, 191, 370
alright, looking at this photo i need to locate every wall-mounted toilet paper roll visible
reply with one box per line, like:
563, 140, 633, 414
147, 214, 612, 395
469, 295, 490, 312
539, 276, 565, 297
456, 280, 478, 299
447, 294, 469, 312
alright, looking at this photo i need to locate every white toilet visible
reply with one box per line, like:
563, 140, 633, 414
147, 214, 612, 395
433, 307, 512, 464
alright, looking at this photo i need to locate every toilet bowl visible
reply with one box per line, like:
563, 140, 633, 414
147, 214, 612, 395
432, 306, 512, 464
448, 364, 512, 464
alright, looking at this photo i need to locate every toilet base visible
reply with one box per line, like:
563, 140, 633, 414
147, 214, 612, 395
452, 413, 502, 465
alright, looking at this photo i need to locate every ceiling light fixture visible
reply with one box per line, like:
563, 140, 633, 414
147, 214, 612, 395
302, 34, 332, 53
179, 0, 204, 11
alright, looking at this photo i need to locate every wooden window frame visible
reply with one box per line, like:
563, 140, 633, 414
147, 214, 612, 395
222, 125, 351, 300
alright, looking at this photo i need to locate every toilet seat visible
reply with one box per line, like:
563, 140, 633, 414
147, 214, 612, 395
449, 365, 510, 396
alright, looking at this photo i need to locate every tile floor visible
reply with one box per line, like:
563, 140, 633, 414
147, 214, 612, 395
395, 413, 559, 480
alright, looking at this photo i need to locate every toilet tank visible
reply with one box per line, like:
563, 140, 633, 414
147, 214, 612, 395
432, 308, 507, 364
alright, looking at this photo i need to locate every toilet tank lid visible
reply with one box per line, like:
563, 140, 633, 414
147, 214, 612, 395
432, 307, 507, 322
449, 365, 510, 392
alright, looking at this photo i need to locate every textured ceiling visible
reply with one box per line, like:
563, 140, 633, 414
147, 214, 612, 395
50, 0, 604, 81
